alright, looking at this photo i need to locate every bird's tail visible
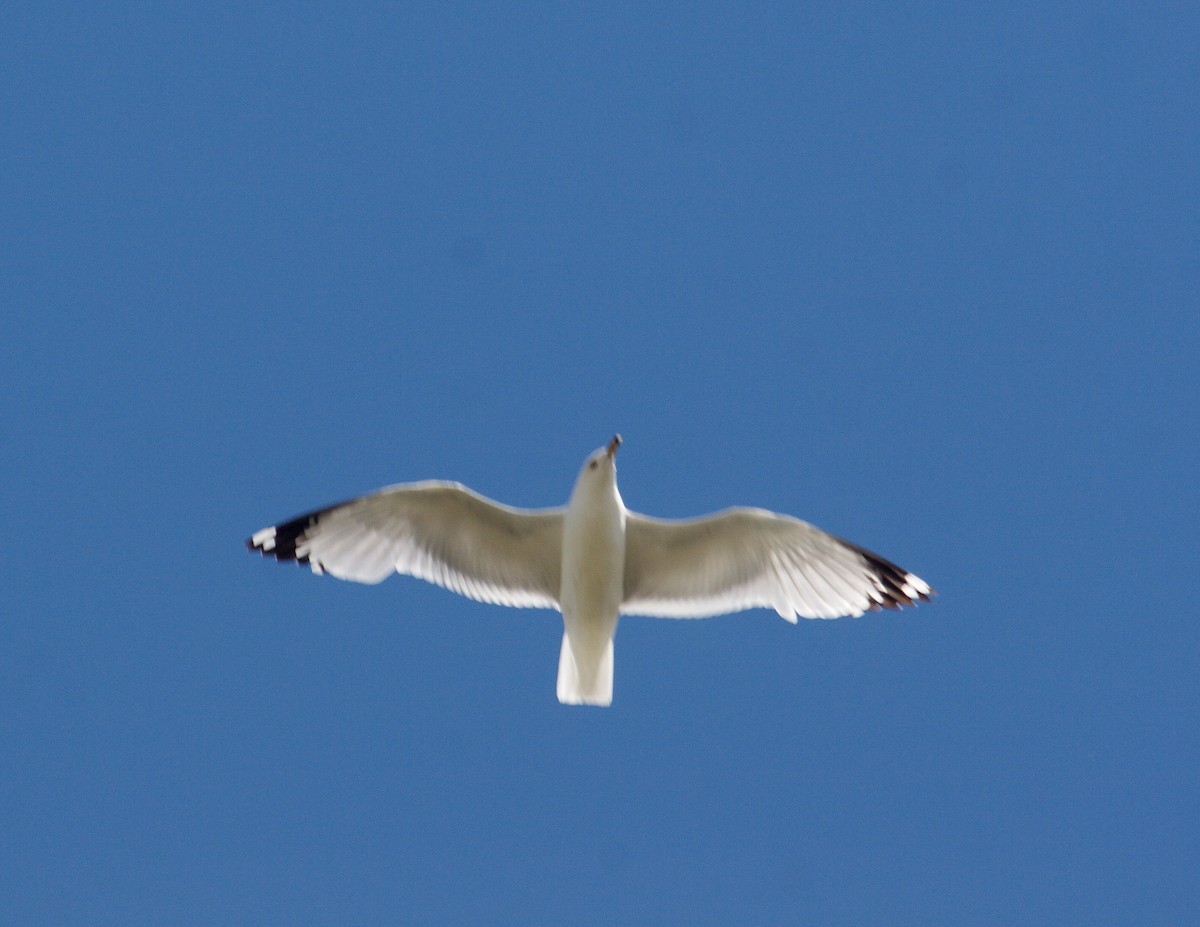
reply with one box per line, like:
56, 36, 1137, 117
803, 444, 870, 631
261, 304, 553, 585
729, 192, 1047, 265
556, 632, 613, 707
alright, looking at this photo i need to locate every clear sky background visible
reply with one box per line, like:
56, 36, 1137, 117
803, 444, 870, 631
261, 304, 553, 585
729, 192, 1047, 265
3, 4, 1196, 924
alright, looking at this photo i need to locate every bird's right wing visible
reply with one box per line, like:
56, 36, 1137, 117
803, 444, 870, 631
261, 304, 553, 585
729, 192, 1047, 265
247, 481, 564, 609
622, 508, 932, 621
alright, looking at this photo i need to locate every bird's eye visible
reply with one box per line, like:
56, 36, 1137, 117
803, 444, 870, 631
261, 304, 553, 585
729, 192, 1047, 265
589, 460, 598, 470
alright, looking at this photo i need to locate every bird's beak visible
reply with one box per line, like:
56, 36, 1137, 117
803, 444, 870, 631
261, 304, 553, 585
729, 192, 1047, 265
606, 434, 622, 458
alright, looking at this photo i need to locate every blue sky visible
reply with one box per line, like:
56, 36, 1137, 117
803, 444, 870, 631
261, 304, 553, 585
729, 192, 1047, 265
3, 3, 1196, 924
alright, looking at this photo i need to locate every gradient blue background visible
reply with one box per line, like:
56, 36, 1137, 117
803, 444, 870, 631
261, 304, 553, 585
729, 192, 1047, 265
3, 4, 1196, 924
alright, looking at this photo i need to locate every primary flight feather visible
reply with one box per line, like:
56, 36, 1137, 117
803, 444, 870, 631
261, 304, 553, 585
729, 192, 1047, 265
247, 435, 933, 706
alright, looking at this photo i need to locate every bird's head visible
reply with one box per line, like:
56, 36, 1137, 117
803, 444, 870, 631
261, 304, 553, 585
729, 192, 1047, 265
572, 434, 622, 495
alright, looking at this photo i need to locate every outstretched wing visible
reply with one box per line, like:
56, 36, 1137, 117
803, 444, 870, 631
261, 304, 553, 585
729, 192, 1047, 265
247, 481, 564, 609
622, 508, 932, 621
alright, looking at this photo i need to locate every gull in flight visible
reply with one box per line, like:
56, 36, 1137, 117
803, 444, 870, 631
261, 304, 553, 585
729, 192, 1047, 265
247, 436, 933, 706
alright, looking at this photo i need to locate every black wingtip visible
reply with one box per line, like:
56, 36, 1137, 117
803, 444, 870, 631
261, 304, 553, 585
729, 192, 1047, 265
268, 513, 311, 562
841, 539, 933, 611
247, 507, 330, 565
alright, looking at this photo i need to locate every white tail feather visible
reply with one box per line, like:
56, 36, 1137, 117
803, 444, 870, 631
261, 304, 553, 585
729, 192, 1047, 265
556, 632, 614, 706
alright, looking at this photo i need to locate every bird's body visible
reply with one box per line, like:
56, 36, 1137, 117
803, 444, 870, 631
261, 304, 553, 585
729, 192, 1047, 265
248, 436, 932, 706
557, 439, 627, 704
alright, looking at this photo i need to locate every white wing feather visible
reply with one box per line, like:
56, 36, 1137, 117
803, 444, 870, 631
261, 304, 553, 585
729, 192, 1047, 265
621, 508, 932, 621
247, 481, 564, 609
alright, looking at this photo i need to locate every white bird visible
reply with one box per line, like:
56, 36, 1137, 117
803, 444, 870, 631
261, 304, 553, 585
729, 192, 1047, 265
247, 436, 933, 706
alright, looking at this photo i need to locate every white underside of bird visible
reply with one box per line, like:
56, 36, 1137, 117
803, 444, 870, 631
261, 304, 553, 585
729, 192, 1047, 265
248, 436, 933, 706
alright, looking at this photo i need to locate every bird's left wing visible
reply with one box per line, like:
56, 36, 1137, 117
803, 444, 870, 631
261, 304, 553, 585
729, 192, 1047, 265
247, 481, 564, 609
622, 508, 932, 621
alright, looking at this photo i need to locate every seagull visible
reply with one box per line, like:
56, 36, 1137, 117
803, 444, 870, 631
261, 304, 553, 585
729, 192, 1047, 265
247, 436, 933, 706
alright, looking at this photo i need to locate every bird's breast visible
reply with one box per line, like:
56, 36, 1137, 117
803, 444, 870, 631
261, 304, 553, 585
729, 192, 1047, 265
560, 498, 626, 620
